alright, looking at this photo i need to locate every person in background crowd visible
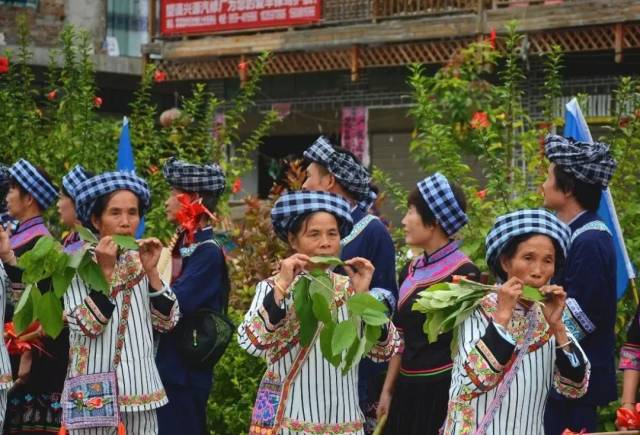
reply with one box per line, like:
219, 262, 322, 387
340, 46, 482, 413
377, 173, 480, 435
444, 209, 590, 435
542, 135, 618, 434
156, 158, 230, 435
0, 159, 69, 434
63, 171, 180, 434
302, 136, 397, 432
58, 165, 92, 254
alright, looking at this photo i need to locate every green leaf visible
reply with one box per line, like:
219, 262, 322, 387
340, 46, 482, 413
347, 293, 387, 315
13, 293, 33, 334
361, 308, 389, 326
112, 234, 139, 251
311, 293, 332, 324
292, 278, 317, 346
76, 226, 98, 244
67, 248, 87, 269
15, 284, 32, 315
342, 333, 366, 374
29, 236, 56, 259
364, 324, 382, 355
308, 256, 344, 267
77, 258, 109, 293
331, 319, 357, 357
522, 285, 544, 302
308, 273, 333, 301
36, 291, 64, 338
319, 323, 341, 368
52, 267, 76, 298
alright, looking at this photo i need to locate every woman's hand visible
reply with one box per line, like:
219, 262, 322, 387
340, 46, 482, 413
376, 390, 392, 420
0, 225, 15, 266
274, 254, 310, 302
94, 236, 118, 282
539, 284, 566, 330
494, 277, 523, 327
138, 238, 164, 274
344, 257, 375, 293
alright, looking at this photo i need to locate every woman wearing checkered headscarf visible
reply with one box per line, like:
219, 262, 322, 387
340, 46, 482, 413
62, 171, 180, 434
58, 165, 93, 254
443, 209, 590, 435
238, 190, 401, 435
0, 160, 69, 435
378, 173, 480, 435
542, 134, 619, 433
303, 137, 398, 431
156, 158, 229, 435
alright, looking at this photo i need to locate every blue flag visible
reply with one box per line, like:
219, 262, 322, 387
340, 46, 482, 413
117, 117, 145, 238
563, 98, 635, 299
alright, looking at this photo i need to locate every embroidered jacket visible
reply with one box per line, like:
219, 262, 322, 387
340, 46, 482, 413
238, 272, 402, 435
444, 294, 590, 435
63, 251, 180, 412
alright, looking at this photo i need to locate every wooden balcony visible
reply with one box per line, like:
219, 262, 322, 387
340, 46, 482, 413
145, 0, 640, 81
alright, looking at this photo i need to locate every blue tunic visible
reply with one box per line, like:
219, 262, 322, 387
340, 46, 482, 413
340, 207, 398, 298
156, 227, 228, 435
545, 211, 618, 433
340, 206, 398, 425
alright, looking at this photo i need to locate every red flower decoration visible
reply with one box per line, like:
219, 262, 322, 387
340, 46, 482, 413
232, 178, 242, 194
86, 397, 105, 409
175, 194, 216, 245
94, 96, 103, 108
47, 89, 58, 101
489, 28, 497, 49
616, 406, 640, 430
470, 111, 490, 129
4, 322, 47, 356
238, 61, 249, 72
0, 56, 8, 74
148, 165, 159, 175
475, 189, 488, 200
154, 70, 167, 83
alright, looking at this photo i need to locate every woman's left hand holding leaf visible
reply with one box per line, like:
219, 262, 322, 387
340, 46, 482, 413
344, 257, 375, 293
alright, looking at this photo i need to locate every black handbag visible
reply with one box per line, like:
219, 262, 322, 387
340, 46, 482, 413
176, 259, 234, 370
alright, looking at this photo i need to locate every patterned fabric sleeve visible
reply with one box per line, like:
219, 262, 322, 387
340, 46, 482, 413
562, 297, 596, 342
237, 280, 293, 361
553, 335, 591, 398
149, 282, 180, 333
367, 321, 402, 362
620, 304, 640, 371
64, 276, 115, 338
456, 308, 516, 394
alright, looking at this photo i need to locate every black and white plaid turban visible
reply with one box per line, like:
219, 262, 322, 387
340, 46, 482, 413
485, 208, 571, 279
0, 164, 9, 187
163, 157, 226, 195
544, 134, 617, 187
75, 171, 151, 223
303, 136, 376, 209
8, 159, 58, 209
62, 165, 91, 200
417, 173, 468, 236
270, 191, 354, 241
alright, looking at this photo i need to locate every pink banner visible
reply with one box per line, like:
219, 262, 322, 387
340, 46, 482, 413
341, 107, 369, 167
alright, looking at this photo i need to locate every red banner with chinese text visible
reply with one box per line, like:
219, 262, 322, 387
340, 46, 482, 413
160, 0, 322, 35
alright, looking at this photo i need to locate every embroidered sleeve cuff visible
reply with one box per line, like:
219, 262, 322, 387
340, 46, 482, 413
493, 321, 516, 346
149, 288, 175, 316
369, 288, 397, 317
555, 346, 586, 382
368, 321, 402, 362
72, 291, 115, 338
562, 298, 596, 342
463, 323, 515, 392
484, 322, 516, 365
261, 289, 287, 326
151, 284, 179, 333
620, 344, 640, 371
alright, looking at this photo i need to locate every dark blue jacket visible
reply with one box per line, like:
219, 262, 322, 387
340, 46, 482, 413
552, 211, 617, 405
156, 227, 227, 392
340, 206, 398, 299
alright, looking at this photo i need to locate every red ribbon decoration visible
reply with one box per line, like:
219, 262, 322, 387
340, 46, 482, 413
175, 194, 216, 245
0, 56, 9, 74
4, 322, 49, 356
